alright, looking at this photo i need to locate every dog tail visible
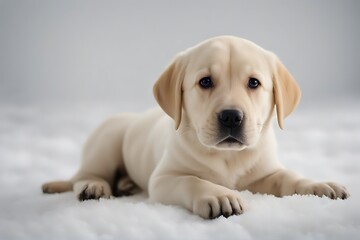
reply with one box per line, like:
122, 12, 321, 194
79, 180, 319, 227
42, 180, 73, 194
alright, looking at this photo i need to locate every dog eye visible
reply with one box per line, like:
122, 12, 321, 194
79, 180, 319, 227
248, 78, 260, 89
199, 77, 214, 89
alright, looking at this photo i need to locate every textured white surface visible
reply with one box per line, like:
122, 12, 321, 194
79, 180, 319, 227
0, 103, 359, 240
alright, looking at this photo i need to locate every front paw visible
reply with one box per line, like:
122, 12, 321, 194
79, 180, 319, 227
193, 193, 244, 219
295, 181, 349, 200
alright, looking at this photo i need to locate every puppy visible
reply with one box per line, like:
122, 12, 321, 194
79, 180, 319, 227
43, 36, 349, 219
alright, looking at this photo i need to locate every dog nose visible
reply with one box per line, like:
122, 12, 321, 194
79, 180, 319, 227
218, 109, 243, 128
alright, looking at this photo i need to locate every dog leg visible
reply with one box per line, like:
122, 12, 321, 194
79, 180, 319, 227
114, 175, 141, 197
248, 169, 349, 199
45, 116, 132, 200
149, 174, 244, 219
73, 175, 112, 201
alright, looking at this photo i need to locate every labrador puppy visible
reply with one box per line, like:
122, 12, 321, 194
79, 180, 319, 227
43, 36, 349, 219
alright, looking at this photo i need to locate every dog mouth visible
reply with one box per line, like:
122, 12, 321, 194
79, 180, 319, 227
217, 136, 244, 146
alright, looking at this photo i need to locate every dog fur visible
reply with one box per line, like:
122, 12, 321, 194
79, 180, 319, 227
43, 36, 349, 219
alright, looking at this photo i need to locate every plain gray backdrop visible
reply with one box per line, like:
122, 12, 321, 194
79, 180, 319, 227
1, 0, 359, 110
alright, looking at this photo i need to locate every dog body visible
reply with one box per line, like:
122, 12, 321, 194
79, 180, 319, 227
43, 36, 348, 218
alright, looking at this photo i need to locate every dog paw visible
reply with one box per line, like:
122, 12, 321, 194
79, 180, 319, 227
295, 181, 349, 200
114, 176, 141, 197
325, 182, 350, 199
193, 193, 244, 219
77, 182, 111, 201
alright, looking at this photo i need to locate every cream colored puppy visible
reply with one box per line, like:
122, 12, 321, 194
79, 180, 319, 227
43, 36, 349, 219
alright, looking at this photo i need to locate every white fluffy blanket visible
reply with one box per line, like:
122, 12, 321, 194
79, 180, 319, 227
0, 103, 359, 240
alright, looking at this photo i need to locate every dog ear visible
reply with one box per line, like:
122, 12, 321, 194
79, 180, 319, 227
273, 58, 301, 129
153, 55, 185, 129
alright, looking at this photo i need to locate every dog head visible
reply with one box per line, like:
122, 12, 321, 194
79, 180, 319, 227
153, 36, 300, 150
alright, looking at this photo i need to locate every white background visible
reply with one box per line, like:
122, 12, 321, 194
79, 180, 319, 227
1, 0, 359, 108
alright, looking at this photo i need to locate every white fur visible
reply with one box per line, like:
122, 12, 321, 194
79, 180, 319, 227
43, 36, 349, 219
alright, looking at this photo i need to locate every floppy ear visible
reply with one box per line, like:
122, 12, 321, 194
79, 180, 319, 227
153, 56, 185, 129
273, 58, 301, 129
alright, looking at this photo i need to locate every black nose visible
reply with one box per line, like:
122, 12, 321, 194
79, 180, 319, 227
218, 109, 243, 129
